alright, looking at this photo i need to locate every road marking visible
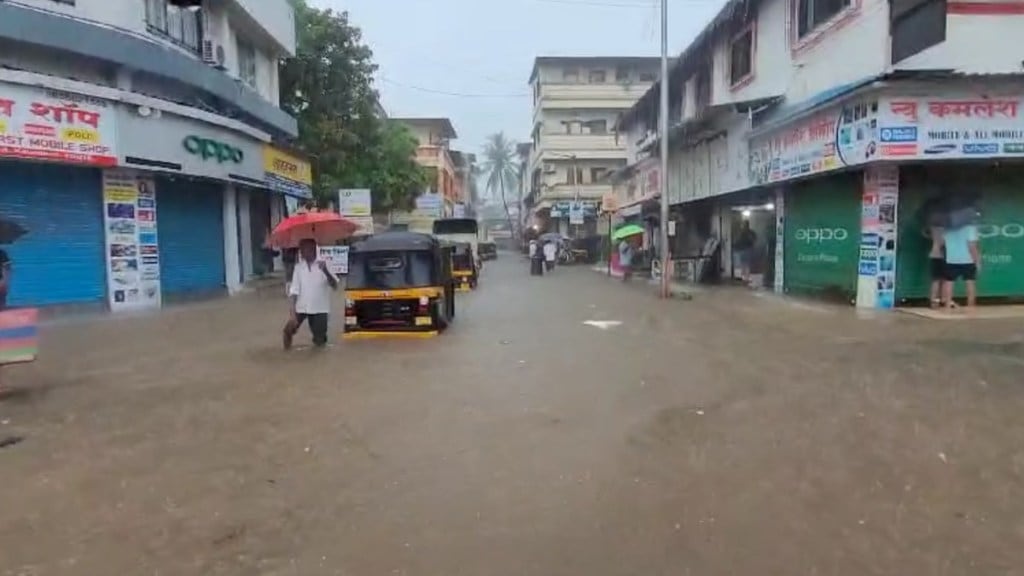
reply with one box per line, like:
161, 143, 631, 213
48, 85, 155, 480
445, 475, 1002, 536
583, 320, 622, 330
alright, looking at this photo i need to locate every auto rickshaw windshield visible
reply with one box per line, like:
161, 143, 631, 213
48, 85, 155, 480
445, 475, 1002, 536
347, 250, 437, 290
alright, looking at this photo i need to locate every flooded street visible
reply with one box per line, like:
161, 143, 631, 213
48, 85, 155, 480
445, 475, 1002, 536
3, 256, 1024, 575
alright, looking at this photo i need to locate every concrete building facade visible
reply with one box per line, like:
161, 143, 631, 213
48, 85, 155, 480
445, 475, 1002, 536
525, 56, 660, 237
618, 0, 1024, 307
397, 117, 462, 217
0, 0, 309, 312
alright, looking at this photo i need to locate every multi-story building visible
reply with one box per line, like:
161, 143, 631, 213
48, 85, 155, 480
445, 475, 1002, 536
619, 0, 1024, 308
396, 117, 461, 216
0, 0, 309, 312
525, 56, 660, 237
450, 150, 476, 218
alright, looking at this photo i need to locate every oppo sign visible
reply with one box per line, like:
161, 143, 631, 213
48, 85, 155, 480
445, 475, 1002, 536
795, 228, 849, 243
977, 223, 1024, 239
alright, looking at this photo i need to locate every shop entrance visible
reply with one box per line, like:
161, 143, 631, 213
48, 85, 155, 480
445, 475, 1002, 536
248, 190, 274, 276
728, 201, 776, 289
897, 163, 1024, 301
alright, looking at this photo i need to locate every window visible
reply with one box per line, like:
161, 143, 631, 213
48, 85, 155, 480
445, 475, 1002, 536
796, 0, 852, 38
615, 66, 630, 82
145, 0, 201, 52
695, 65, 712, 111
237, 37, 257, 88
639, 71, 657, 82
563, 68, 580, 83
566, 167, 584, 185
591, 168, 610, 183
588, 69, 607, 83
891, 0, 946, 63
730, 26, 755, 86
583, 119, 608, 135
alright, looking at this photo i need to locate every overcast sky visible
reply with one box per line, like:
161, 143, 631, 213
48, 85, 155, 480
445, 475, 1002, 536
309, 0, 729, 156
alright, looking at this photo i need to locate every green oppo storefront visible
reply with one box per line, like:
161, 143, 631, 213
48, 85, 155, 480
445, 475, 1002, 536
782, 172, 861, 301
779, 164, 1024, 304
896, 164, 1024, 301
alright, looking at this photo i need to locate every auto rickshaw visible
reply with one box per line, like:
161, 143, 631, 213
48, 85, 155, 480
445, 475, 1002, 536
343, 232, 456, 339
451, 242, 478, 292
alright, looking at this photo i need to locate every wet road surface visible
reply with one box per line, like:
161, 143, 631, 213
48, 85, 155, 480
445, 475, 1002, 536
2, 254, 1024, 575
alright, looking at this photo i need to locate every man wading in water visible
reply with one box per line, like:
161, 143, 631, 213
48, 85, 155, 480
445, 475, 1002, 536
284, 238, 338, 349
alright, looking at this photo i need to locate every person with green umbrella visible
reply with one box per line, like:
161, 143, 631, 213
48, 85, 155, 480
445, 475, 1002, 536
614, 224, 643, 282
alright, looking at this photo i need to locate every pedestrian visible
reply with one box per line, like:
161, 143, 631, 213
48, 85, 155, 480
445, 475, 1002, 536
283, 238, 338, 349
927, 224, 946, 308
0, 249, 9, 394
618, 237, 634, 282
543, 239, 557, 272
529, 239, 543, 276
733, 220, 757, 285
0, 249, 10, 312
941, 222, 981, 310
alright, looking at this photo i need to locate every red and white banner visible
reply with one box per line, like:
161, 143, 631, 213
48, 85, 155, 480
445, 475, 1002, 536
0, 82, 118, 167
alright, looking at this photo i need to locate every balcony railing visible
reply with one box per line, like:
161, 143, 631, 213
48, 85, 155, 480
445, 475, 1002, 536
539, 83, 651, 103
539, 133, 620, 152
539, 183, 611, 200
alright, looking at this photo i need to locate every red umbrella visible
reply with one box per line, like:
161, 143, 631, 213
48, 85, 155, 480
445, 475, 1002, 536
271, 212, 358, 248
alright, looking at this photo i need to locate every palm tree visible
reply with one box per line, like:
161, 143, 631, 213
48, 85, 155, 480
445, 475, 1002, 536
481, 132, 518, 237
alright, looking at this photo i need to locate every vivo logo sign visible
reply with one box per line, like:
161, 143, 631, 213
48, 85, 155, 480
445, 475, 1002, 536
795, 228, 849, 242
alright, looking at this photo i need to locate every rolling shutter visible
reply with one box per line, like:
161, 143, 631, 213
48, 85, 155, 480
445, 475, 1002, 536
157, 177, 225, 294
0, 163, 105, 307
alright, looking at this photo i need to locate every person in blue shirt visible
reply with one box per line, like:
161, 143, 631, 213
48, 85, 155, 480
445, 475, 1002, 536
942, 223, 981, 310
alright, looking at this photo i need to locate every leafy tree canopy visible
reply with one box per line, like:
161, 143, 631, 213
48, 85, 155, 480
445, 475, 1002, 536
279, 0, 425, 212
481, 132, 519, 236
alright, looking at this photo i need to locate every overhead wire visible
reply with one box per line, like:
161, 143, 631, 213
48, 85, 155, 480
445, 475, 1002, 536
378, 76, 529, 99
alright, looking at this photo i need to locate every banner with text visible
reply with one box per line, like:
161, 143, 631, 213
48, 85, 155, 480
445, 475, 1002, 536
0, 82, 117, 166
877, 95, 1024, 160
103, 169, 161, 312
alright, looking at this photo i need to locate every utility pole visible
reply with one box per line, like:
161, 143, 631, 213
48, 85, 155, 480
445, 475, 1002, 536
658, 0, 671, 299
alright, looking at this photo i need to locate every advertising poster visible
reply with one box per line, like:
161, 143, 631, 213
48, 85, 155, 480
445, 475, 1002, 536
569, 202, 585, 225
774, 189, 785, 294
877, 96, 1024, 160
749, 99, 880, 186
856, 166, 899, 309
103, 170, 161, 312
318, 246, 349, 275
0, 84, 117, 166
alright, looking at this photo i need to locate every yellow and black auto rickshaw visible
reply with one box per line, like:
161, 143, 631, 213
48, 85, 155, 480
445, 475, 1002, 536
343, 232, 456, 339
451, 242, 478, 292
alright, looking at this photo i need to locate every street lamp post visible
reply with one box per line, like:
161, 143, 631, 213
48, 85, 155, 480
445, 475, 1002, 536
658, 0, 671, 299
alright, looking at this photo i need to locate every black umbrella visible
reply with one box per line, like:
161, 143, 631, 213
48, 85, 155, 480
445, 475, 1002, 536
0, 218, 27, 244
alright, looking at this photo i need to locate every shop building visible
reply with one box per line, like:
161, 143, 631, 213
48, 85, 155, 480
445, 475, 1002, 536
617, 0, 1024, 305
0, 0, 308, 312
524, 56, 661, 238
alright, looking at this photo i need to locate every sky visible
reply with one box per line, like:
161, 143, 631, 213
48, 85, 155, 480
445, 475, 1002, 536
309, 0, 730, 158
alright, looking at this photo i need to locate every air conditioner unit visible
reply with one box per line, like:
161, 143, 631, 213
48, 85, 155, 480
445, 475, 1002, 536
201, 39, 226, 69
543, 163, 556, 174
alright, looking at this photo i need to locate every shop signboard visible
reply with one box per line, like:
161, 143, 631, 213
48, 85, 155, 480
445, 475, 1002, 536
453, 203, 467, 218
102, 169, 161, 312
568, 202, 585, 225
876, 96, 1024, 160
551, 200, 598, 219
749, 99, 880, 186
116, 108, 263, 182
414, 193, 444, 218
856, 166, 899, 309
338, 188, 374, 235
264, 145, 312, 199
0, 83, 118, 166
338, 188, 372, 216
783, 176, 861, 297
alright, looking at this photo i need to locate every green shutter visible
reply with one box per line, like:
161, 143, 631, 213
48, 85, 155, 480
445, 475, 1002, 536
784, 173, 861, 300
898, 166, 1024, 300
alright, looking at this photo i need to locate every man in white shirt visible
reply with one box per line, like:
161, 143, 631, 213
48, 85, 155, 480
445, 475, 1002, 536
284, 238, 338, 349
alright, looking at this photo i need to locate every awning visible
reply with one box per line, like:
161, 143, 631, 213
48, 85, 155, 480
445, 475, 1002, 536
639, 95, 783, 154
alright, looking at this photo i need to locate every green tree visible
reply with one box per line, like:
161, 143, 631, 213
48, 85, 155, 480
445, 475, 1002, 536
279, 0, 424, 212
481, 132, 518, 236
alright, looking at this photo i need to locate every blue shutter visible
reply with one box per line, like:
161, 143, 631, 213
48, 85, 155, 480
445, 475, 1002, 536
158, 179, 225, 294
0, 163, 105, 307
